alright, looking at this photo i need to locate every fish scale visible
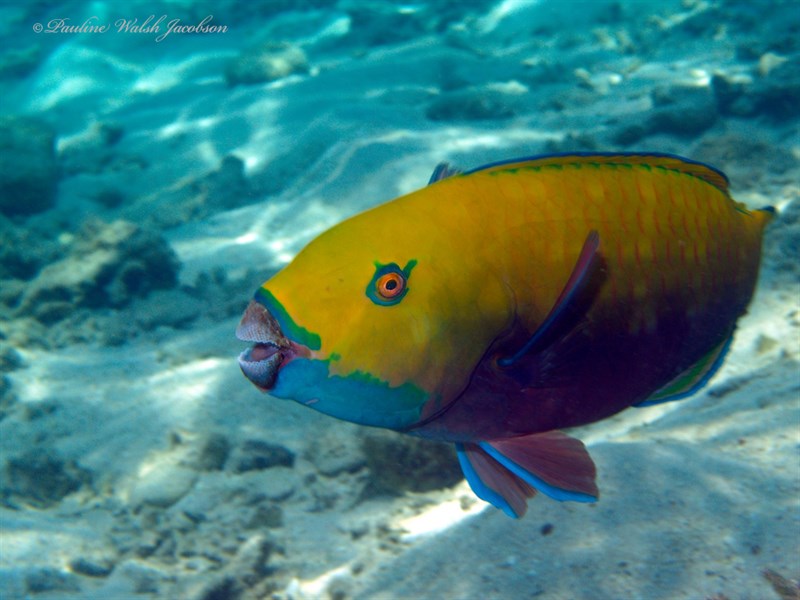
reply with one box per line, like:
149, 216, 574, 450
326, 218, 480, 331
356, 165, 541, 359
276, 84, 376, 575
478, 163, 734, 317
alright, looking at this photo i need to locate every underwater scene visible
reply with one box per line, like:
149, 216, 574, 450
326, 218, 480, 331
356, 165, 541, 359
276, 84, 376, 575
1, 0, 799, 598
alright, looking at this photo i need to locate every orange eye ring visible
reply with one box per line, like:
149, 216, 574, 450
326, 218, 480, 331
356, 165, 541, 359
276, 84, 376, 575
376, 272, 405, 299
366, 260, 416, 306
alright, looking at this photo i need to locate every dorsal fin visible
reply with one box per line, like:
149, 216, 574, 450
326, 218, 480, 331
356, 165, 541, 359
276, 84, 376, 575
428, 162, 463, 184
464, 152, 730, 196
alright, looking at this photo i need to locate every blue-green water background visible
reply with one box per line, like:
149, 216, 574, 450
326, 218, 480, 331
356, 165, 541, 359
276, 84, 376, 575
0, 1, 798, 599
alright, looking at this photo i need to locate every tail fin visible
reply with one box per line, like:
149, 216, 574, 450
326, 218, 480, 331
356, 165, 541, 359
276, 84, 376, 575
456, 431, 599, 519
755, 205, 776, 229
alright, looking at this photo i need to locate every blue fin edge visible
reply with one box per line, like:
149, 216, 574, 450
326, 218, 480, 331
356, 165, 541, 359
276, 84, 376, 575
479, 442, 597, 503
456, 443, 519, 518
463, 151, 729, 189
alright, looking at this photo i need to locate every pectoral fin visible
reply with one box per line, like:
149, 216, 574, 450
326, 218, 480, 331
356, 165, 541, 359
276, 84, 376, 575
499, 230, 601, 367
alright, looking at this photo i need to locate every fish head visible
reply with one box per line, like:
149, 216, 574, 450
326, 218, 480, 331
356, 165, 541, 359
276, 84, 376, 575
236, 200, 512, 431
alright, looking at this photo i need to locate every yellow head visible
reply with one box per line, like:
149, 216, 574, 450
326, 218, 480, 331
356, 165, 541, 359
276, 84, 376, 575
236, 186, 513, 429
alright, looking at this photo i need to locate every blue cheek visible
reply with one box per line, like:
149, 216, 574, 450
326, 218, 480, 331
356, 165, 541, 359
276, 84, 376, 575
270, 359, 426, 430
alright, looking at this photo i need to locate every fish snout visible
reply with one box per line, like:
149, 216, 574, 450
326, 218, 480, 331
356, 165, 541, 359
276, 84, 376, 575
236, 300, 291, 390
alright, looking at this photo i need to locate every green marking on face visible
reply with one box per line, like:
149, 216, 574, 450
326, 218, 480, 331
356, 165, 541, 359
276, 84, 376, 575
254, 287, 322, 351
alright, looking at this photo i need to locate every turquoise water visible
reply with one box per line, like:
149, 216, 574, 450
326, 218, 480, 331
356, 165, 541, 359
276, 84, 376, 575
0, 1, 798, 598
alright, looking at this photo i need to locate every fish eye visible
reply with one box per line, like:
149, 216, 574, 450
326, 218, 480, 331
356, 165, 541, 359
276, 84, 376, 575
377, 272, 404, 299
365, 260, 416, 306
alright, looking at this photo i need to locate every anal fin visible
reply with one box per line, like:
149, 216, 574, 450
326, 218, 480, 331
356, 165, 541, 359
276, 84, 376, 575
636, 333, 733, 407
456, 431, 598, 518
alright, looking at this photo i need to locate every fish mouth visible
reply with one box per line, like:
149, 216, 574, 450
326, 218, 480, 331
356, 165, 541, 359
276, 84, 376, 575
236, 299, 306, 391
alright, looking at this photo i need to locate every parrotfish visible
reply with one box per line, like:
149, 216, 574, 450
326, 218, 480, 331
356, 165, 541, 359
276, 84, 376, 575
237, 153, 772, 518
